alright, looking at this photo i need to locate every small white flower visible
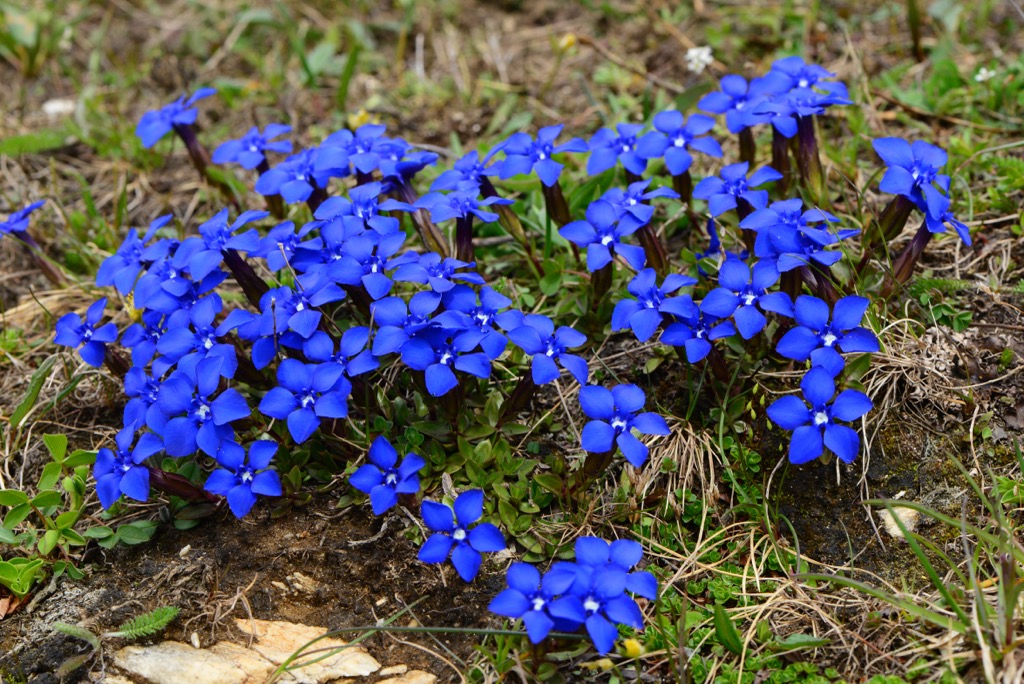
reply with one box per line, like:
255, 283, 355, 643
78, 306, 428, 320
685, 46, 714, 75
975, 67, 997, 83
42, 98, 76, 118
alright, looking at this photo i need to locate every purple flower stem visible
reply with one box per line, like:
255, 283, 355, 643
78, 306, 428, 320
672, 171, 694, 205
10, 230, 66, 286
541, 182, 580, 266
306, 186, 328, 214
455, 214, 475, 263
739, 128, 756, 166
104, 346, 130, 379
625, 171, 669, 276
771, 128, 792, 196
149, 467, 220, 503
800, 264, 840, 306
884, 218, 932, 295
255, 159, 286, 219
590, 262, 613, 310
796, 116, 825, 202
223, 248, 269, 309
483, 178, 545, 278
497, 372, 537, 428
172, 123, 240, 210
393, 181, 449, 257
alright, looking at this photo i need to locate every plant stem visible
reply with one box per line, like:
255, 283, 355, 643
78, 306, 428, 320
172, 123, 239, 210
739, 128, 756, 166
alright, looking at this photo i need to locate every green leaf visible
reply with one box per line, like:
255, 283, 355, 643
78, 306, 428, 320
3, 503, 32, 529
37, 461, 62, 492
533, 473, 563, 497
768, 633, 832, 652
713, 604, 744, 655
82, 525, 113, 539
106, 606, 180, 640
116, 521, 158, 545
54, 510, 80, 529
63, 449, 96, 468
0, 527, 16, 544
42, 433, 68, 462
37, 528, 59, 555
11, 356, 56, 427
52, 622, 100, 650
60, 528, 86, 545
0, 490, 29, 507
0, 127, 70, 155
30, 490, 62, 509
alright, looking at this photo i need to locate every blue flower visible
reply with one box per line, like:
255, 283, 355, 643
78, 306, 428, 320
96, 215, 173, 294
500, 124, 588, 186
599, 179, 679, 232
326, 231, 414, 300
154, 358, 250, 457
54, 298, 118, 367
435, 285, 522, 360
921, 192, 972, 246
488, 562, 580, 644
661, 307, 736, 363
392, 253, 485, 293
872, 138, 951, 219
258, 359, 350, 443
414, 183, 512, 224
767, 366, 873, 464
507, 314, 588, 385
156, 294, 237, 378
431, 148, 504, 191
274, 274, 347, 339
0, 200, 45, 237
586, 123, 647, 176
212, 124, 292, 169
636, 111, 722, 175
252, 220, 319, 272
400, 328, 491, 397
94, 425, 163, 509
135, 87, 216, 148
761, 55, 838, 93
370, 291, 443, 356
349, 436, 425, 515
692, 162, 782, 217
741, 198, 854, 272
205, 440, 283, 518
776, 295, 880, 376
302, 328, 379, 378
313, 182, 412, 235
559, 200, 647, 272
698, 75, 773, 133
318, 123, 389, 175
255, 147, 345, 204
124, 368, 163, 429
754, 86, 851, 138
579, 384, 670, 467
548, 562, 644, 655
573, 537, 657, 600
612, 269, 696, 342
121, 310, 167, 370
418, 489, 505, 582
699, 259, 793, 339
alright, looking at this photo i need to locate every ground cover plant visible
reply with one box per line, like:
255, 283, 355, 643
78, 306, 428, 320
2, 1, 1024, 682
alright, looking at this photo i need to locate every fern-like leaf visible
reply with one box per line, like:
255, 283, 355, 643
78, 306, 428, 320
104, 606, 180, 640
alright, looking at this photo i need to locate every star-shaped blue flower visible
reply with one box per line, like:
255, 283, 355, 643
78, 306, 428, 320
349, 436, 425, 515
418, 490, 505, 582
579, 384, 670, 467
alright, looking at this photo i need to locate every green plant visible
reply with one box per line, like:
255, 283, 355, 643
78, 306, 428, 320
52, 606, 180, 677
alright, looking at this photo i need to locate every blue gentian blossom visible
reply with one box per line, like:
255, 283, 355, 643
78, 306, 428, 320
435, 285, 522, 360
488, 562, 579, 644
156, 295, 237, 378
922, 192, 972, 246
392, 253, 485, 293
302, 328, 379, 379
599, 180, 679, 231
636, 111, 722, 175
327, 231, 414, 300
872, 138, 951, 218
278, 274, 347, 339
508, 314, 588, 385
611, 269, 696, 342
548, 562, 644, 655
559, 200, 647, 272
349, 436, 425, 515
94, 425, 163, 509
253, 221, 319, 272
431, 149, 504, 191
661, 307, 736, 363
155, 358, 250, 457
124, 368, 163, 430
258, 359, 351, 443
754, 86, 851, 138
54, 298, 118, 367
698, 75, 771, 133
573, 537, 657, 600
212, 124, 292, 169
418, 489, 505, 582
318, 123, 389, 175
171, 209, 266, 281
96, 215, 173, 294
255, 147, 344, 204
741, 199, 854, 272
414, 183, 512, 224
776, 295, 880, 376
761, 55, 837, 93
699, 259, 793, 339
205, 440, 283, 518
0, 200, 45, 237
400, 328, 491, 397
500, 124, 588, 187
121, 310, 168, 371
578, 384, 670, 467
370, 291, 443, 356
586, 123, 647, 176
135, 87, 216, 148
766, 366, 873, 464
316, 182, 412, 235
692, 162, 782, 217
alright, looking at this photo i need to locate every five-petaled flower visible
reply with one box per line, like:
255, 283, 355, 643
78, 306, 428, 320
94, 425, 163, 509
54, 298, 119, 367
258, 359, 351, 443
508, 314, 589, 385
579, 384, 670, 467
205, 440, 283, 518
419, 489, 505, 582
349, 435, 425, 515
612, 269, 696, 342
776, 295, 880, 376
559, 200, 647, 272
488, 562, 579, 644
135, 87, 217, 148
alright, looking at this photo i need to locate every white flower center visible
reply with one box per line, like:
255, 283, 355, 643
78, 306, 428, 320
674, 137, 685, 147
385, 472, 398, 486
532, 597, 546, 611
822, 332, 837, 347
584, 597, 600, 613
798, 78, 809, 88
195, 404, 210, 420
453, 528, 467, 541
537, 152, 546, 160
813, 411, 828, 426
440, 351, 453, 365
301, 394, 316, 409
743, 293, 756, 306
600, 234, 613, 246
611, 417, 627, 432
295, 302, 305, 312
241, 470, 253, 483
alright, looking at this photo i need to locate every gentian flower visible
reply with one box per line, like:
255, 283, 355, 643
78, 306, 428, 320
205, 440, 283, 518
586, 123, 647, 176
414, 184, 511, 224
313, 181, 412, 235
692, 162, 782, 217
96, 215, 173, 294
54, 298, 118, 367
754, 86, 850, 139
255, 147, 345, 204
767, 366, 872, 464
699, 259, 793, 339
252, 220, 319, 272
124, 368, 162, 430
661, 307, 736, 363
0, 200, 45, 238
318, 123, 389, 175
370, 291, 443, 356
636, 111, 722, 175
578, 384, 670, 467
508, 314, 588, 385
401, 328, 491, 397
435, 285, 522, 360
94, 425, 163, 509
574, 537, 658, 600
212, 124, 292, 169
760, 55, 837, 92
776, 295, 880, 376
392, 253, 485, 293
121, 310, 168, 371
258, 359, 351, 443
500, 125, 588, 187
922, 192, 972, 246
326, 231, 414, 300
418, 489, 505, 582
431, 148, 504, 191
611, 268, 697, 342
599, 179, 679, 231
170, 209, 266, 282
135, 87, 216, 148
559, 200, 647, 272
741, 199, 854, 272
698, 75, 772, 133
277, 273, 347, 338
548, 562, 644, 655
349, 436, 425, 515
488, 562, 580, 644
302, 328, 379, 378
156, 295, 238, 379
155, 357, 250, 457
872, 138, 951, 218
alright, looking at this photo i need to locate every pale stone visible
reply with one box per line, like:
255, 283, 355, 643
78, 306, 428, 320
208, 641, 276, 680
877, 507, 921, 539
378, 671, 437, 684
379, 665, 409, 676
233, 618, 380, 681
114, 642, 249, 684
